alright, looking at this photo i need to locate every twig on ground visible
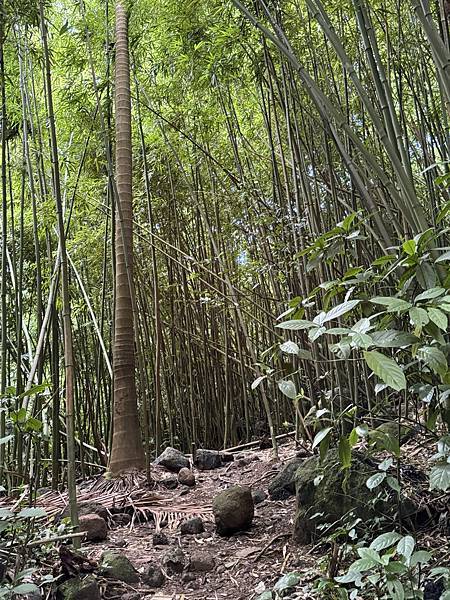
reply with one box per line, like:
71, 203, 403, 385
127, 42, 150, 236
253, 533, 290, 561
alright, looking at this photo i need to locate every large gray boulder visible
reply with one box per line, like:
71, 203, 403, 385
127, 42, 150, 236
212, 485, 254, 536
154, 447, 189, 472
268, 458, 304, 500
194, 449, 222, 470
293, 449, 417, 544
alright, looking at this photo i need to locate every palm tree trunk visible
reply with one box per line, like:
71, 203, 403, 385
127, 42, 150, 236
108, 1, 145, 475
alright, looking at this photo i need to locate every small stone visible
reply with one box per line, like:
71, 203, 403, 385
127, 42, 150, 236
99, 551, 139, 584
178, 468, 195, 487
180, 516, 204, 535
111, 513, 131, 527
61, 502, 109, 523
252, 489, 268, 505
153, 532, 169, 546
143, 562, 165, 588
212, 485, 254, 536
161, 476, 178, 490
78, 513, 107, 542
58, 575, 100, 600
162, 547, 187, 574
189, 552, 215, 572
154, 447, 189, 472
194, 449, 222, 470
216, 565, 226, 574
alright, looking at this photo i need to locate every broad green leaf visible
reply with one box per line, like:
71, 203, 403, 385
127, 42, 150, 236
279, 341, 300, 354
334, 571, 361, 584
350, 332, 372, 349
348, 558, 377, 572
371, 297, 412, 313
277, 380, 297, 400
357, 547, 382, 564
322, 300, 360, 324
370, 330, 418, 348
386, 580, 404, 600
378, 457, 393, 471
369, 531, 402, 551
417, 346, 448, 377
402, 239, 416, 256
429, 462, 450, 491
348, 428, 358, 447
309, 326, 326, 341
364, 351, 406, 392
0, 508, 13, 519
276, 320, 314, 330
427, 307, 448, 331
355, 424, 369, 437
312, 427, 332, 450
409, 307, 429, 326
338, 435, 351, 469
409, 550, 432, 567
385, 561, 408, 574
396, 535, 415, 560
387, 476, 401, 493
351, 318, 371, 333
366, 472, 386, 490
17, 507, 47, 519
435, 250, 450, 263
416, 262, 437, 289
273, 572, 300, 592
12, 584, 39, 594
415, 287, 446, 302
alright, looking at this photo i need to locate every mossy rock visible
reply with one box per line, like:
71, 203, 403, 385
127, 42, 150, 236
293, 449, 417, 544
99, 551, 139, 584
58, 575, 100, 600
268, 458, 304, 500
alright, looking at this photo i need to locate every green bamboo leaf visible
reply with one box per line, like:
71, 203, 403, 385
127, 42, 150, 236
275, 320, 315, 330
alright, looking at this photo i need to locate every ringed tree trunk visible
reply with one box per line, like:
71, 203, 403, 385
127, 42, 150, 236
108, 1, 145, 475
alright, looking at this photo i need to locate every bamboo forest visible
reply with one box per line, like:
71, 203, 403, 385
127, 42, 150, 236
0, 0, 449, 598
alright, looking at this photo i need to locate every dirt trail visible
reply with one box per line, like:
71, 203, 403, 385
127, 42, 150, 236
85, 440, 317, 599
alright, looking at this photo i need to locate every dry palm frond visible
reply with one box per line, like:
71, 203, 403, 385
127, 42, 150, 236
0, 472, 213, 532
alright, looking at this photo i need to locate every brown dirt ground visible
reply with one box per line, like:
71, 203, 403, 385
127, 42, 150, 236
85, 439, 319, 599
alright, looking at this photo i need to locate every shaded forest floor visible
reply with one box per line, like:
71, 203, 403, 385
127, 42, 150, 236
4, 436, 445, 598
65, 441, 317, 599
